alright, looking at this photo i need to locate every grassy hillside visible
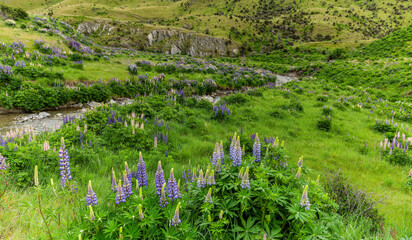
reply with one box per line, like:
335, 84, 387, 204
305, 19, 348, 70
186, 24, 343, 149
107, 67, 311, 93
5, 0, 412, 49
0, 9, 412, 239
352, 24, 412, 59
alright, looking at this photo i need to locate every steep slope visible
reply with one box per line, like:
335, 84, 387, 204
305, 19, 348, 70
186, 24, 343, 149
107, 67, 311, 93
5, 0, 412, 50
352, 24, 412, 59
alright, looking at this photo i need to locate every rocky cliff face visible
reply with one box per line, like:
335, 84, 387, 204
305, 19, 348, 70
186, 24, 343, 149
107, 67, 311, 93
77, 21, 238, 57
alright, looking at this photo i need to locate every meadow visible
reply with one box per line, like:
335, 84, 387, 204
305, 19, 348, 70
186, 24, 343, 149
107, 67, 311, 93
0, 8, 412, 240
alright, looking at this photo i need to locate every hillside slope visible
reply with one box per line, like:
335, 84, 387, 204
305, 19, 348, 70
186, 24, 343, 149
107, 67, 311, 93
6, 0, 412, 50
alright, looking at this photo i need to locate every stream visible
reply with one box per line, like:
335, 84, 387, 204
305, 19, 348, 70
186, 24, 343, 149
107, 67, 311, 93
0, 74, 297, 135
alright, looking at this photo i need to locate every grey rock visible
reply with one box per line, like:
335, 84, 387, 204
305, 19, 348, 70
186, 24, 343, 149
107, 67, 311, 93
77, 20, 239, 57
88, 101, 101, 108
38, 112, 51, 118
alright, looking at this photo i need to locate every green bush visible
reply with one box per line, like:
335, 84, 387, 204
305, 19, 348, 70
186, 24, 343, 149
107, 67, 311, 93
269, 109, 287, 119
317, 115, 332, 131
223, 93, 248, 105
385, 148, 412, 166
322, 106, 333, 116
373, 122, 396, 134
317, 95, 328, 102
0, 4, 28, 20
324, 170, 384, 230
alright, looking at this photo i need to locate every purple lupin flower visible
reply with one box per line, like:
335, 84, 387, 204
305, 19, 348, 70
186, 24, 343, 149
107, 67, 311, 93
240, 167, 250, 188
233, 137, 242, 166
155, 161, 165, 196
219, 141, 224, 165
296, 167, 302, 179
297, 156, 303, 168
188, 161, 194, 182
252, 134, 261, 162
182, 167, 189, 192
59, 138, 72, 188
215, 158, 222, 173
136, 152, 148, 187
125, 162, 132, 183
111, 168, 117, 192
170, 202, 181, 227
138, 204, 144, 220
300, 185, 310, 210
89, 205, 95, 221
204, 188, 213, 203
159, 183, 168, 207
212, 142, 220, 166
167, 168, 180, 202
209, 170, 216, 185
197, 170, 205, 188
86, 180, 98, 206
0, 154, 9, 171
122, 171, 133, 197
229, 133, 237, 162
115, 180, 126, 204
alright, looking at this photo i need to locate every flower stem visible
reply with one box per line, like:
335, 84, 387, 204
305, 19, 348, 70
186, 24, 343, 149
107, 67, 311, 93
37, 187, 53, 240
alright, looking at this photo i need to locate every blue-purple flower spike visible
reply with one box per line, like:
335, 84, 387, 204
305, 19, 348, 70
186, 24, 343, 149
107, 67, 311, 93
86, 180, 98, 206
182, 167, 189, 192
170, 202, 181, 227
155, 161, 165, 196
111, 169, 117, 192
59, 138, 72, 188
136, 152, 148, 187
167, 168, 180, 202
219, 141, 224, 165
253, 134, 261, 162
115, 180, 126, 204
125, 162, 132, 183
0, 154, 9, 171
122, 171, 133, 197
212, 142, 220, 166
159, 183, 168, 207
300, 185, 310, 210
204, 188, 213, 203
230, 133, 237, 162
240, 167, 250, 189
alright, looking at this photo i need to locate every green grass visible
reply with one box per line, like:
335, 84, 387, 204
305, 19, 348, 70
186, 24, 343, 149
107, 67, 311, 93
1, 82, 411, 239
4, 0, 412, 49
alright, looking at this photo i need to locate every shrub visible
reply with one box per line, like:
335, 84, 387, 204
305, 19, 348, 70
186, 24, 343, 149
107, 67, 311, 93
211, 102, 232, 121
101, 124, 149, 151
128, 64, 138, 75
71, 61, 84, 70
322, 106, 333, 116
246, 88, 264, 97
373, 122, 396, 134
5, 19, 16, 27
223, 93, 248, 105
385, 148, 412, 166
324, 170, 384, 229
196, 99, 213, 109
327, 48, 347, 61
289, 98, 304, 112
317, 115, 332, 131
269, 109, 287, 119
317, 95, 328, 102
76, 141, 342, 239
0, 4, 28, 20
184, 116, 199, 129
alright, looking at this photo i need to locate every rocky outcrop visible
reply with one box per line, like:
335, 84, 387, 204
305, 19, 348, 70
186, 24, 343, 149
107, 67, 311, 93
77, 21, 238, 57
146, 29, 238, 57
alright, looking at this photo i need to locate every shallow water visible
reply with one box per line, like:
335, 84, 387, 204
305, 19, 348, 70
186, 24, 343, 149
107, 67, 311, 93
0, 75, 297, 136
0, 108, 83, 135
